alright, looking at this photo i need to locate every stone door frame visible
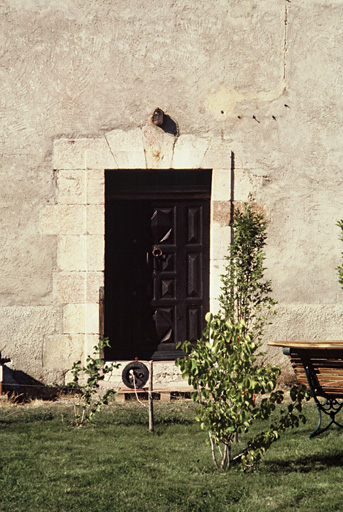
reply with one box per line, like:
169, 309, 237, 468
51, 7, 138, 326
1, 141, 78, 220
41, 127, 232, 367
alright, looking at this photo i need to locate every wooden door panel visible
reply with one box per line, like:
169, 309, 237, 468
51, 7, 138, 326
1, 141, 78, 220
183, 204, 206, 344
153, 307, 175, 343
187, 206, 203, 244
151, 203, 178, 353
151, 207, 175, 244
187, 307, 202, 342
187, 253, 201, 298
104, 170, 211, 361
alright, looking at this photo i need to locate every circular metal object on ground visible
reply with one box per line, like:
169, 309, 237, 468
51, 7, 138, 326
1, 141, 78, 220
122, 361, 149, 389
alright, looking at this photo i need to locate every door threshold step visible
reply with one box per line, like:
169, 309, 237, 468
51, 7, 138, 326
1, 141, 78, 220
114, 390, 193, 403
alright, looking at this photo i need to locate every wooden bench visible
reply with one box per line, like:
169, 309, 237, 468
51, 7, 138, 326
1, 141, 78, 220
268, 341, 343, 438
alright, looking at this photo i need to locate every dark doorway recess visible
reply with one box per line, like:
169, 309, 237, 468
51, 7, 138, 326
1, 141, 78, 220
104, 169, 211, 361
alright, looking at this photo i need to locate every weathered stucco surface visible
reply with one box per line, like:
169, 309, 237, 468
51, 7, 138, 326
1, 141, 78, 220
1, 0, 343, 383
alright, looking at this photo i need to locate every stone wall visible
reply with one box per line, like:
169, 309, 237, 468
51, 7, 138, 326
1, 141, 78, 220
1, 0, 343, 383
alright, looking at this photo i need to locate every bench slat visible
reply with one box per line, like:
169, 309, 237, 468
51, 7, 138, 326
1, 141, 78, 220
269, 341, 343, 397
292, 368, 343, 376
268, 341, 343, 436
288, 348, 343, 398
291, 361, 343, 368
269, 341, 343, 349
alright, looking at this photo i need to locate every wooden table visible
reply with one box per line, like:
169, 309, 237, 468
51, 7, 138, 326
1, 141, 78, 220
269, 341, 343, 438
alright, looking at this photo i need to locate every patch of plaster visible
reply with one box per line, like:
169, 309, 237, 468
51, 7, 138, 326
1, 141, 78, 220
205, 80, 287, 119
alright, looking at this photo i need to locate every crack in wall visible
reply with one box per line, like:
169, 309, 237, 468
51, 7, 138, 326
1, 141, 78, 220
170, 131, 179, 168
283, 0, 288, 80
104, 134, 119, 168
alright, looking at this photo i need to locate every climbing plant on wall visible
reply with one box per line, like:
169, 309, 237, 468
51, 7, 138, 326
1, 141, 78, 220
219, 203, 277, 343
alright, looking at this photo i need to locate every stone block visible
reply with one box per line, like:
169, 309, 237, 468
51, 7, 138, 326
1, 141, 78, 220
172, 134, 210, 169
63, 304, 86, 334
106, 128, 144, 153
57, 170, 87, 205
85, 303, 99, 334
106, 129, 146, 169
43, 334, 85, 370
210, 297, 220, 315
84, 334, 102, 359
85, 139, 118, 170
86, 170, 105, 205
102, 362, 122, 383
85, 149, 118, 170
55, 271, 104, 303
86, 235, 104, 271
57, 236, 87, 271
211, 169, 231, 201
53, 138, 112, 170
210, 223, 230, 261
113, 150, 147, 169
55, 272, 87, 304
53, 139, 87, 170
0, 306, 62, 379
57, 234, 104, 273
142, 125, 175, 169
211, 201, 231, 227
40, 205, 86, 235
103, 361, 192, 391
86, 272, 104, 303
86, 205, 105, 235
210, 260, 226, 300
62, 303, 98, 336
152, 361, 183, 387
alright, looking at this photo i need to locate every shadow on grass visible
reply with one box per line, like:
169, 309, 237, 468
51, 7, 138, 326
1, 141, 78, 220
0, 410, 55, 425
266, 450, 343, 474
0, 401, 198, 428
107, 412, 197, 426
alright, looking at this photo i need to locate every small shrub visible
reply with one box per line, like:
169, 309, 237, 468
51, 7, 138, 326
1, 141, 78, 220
67, 338, 120, 427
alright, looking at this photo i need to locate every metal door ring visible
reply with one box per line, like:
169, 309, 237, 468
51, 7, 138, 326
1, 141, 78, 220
152, 247, 162, 258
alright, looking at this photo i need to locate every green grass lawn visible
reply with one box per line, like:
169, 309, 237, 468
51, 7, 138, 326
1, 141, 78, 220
1, 398, 343, 512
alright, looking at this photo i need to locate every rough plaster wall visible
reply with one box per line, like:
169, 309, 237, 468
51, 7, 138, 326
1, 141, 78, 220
1, 0, 343, 381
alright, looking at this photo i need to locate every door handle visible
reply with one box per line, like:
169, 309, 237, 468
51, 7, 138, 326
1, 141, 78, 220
152, 246, 162, 258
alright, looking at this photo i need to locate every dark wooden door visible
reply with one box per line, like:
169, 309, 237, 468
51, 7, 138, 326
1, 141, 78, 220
104, 170, 211, 361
